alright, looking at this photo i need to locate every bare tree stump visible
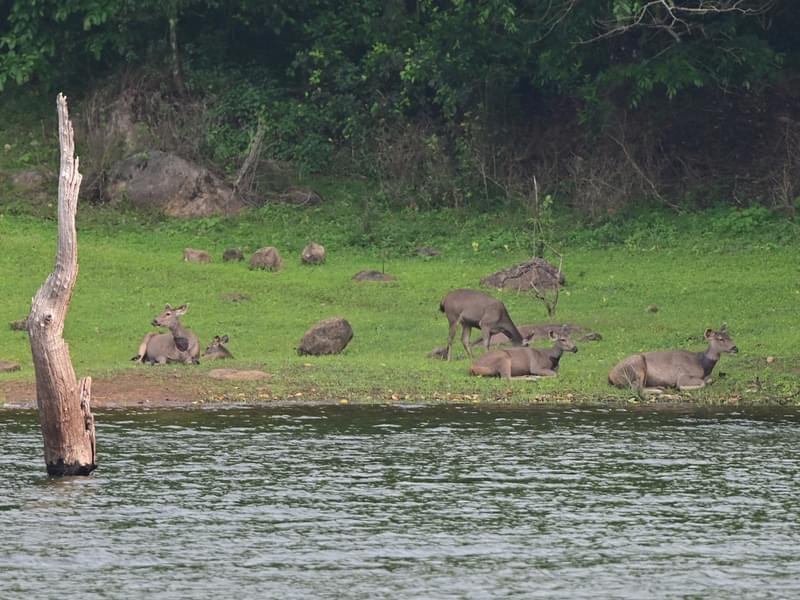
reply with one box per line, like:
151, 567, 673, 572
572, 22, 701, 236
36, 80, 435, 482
27, 94, 96, 476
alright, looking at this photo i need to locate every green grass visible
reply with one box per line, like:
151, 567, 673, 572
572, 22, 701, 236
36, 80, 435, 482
1, 202, 798, 405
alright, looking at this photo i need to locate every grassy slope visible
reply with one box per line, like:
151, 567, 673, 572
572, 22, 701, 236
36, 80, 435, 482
1, 204, 798, 405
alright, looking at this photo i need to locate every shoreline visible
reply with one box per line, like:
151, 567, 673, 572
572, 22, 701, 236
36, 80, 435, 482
1, 370, 796, 410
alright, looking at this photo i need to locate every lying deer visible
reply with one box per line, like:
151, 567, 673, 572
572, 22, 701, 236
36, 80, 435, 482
203, 335, 233, 360
470, 328, 578, 379
608, 324, 738, 394
440, 288, 524, 361
131, 304, 200, 365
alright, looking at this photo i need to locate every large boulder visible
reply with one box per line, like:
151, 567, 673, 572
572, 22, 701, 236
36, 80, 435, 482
298, 317, 353, 356
250, 246, 283, 271
106, 150, 244, 217
480, 257, 565, 292
223, 248, 244, 262
183, 248, 210, 263
301, 242, 326, 265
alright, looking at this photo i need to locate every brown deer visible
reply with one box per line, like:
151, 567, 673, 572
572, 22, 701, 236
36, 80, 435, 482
203, 335, 233, 360
470, 328, 578, 379
608, 324, 738, 394
131, 304, 200, 365
440, 289, 525, 361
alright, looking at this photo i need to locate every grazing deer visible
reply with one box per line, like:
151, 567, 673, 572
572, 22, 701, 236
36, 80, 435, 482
470, 328, 578, 379
131, 304, 200, 365
203, 335, 233, 360
608, 324, 738, 394
440, 288, 524, 361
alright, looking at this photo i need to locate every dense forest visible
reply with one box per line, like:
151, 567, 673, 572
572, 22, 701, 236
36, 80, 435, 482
2, 0, 799, 218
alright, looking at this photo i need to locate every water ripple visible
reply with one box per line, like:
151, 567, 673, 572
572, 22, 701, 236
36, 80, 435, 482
1, 405, 800, 599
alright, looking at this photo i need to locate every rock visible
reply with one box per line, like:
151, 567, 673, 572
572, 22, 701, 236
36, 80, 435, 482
208, 368, 270, 381
278, 187, 322, 207
416, 247, 441, 258
298, 317, 353, 356
250, 247, 283, 271
10, 170, 47, 190
352, 270, 397, 282
223, 248, 244, 262
183, 248, 211, 263
766, 356, 776, 364
480, 257, 565, 292
106, 150, 245, 217
647, 304, 659, 313
301, 242, 326, 265
428, 346, 448, 360
9, 319, 27, 331
0, 360, 21, 373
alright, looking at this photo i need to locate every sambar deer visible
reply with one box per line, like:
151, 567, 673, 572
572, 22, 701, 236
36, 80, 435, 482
203, 335, 233, 360
608, 324, 738, 395
440, 288, 524, 361
470, 328, 578, 379
131, 304, 200, 365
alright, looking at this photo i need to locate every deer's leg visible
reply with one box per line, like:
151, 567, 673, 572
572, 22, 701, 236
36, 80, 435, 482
533, 368, 558, 377
131, 333, 156, 362
461, 325, 474, 358
446, 319, 459, 361
499, 356, 513, 380
470, 361, 496, 377
478, 323, 494, 355
677, 375, 706, 391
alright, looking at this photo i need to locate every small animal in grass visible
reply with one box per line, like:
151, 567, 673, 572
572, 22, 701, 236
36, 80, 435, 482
131, 304, 200, 365
470, 328, 578, 379
608, 324, 738, 395
203, 335, 233, 360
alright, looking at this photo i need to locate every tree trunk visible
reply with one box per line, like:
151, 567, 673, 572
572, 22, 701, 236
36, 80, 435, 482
27, 94, 96, 477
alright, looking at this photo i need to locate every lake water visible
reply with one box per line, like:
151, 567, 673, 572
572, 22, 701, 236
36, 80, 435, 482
1, 405, 800, 599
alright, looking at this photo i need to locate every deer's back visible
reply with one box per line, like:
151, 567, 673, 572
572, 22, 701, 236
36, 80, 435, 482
442, 289, 505, 323
641, 350, 704, 386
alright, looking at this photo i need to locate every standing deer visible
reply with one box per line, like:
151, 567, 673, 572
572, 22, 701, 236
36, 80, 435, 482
470, 328, 578, 379
203, 335, 233, 360
608, 324, 738, 394
440, 289, 525, 361
131, 304, 200, 365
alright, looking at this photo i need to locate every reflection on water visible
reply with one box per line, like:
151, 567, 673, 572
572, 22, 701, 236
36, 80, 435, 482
2, 405, 800, 599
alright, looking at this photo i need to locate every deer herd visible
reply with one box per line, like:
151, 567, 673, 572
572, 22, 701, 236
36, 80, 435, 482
133, 287, 738, 397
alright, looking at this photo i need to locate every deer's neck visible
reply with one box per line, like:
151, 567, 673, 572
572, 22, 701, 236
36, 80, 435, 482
700, 348, 719, 378
169, 320, 188, 340
546, 346, 563, 369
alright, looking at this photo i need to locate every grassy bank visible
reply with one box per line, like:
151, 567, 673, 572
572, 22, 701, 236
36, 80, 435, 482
1, 201, 798, 405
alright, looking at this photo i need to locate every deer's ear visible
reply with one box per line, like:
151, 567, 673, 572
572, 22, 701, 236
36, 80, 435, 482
220, 335, 229, 343
720, 322, 728, 333
549, 330, 558, 340
176, 304, 189, 314
704, 328, 713, 339
164, 303, 173, 310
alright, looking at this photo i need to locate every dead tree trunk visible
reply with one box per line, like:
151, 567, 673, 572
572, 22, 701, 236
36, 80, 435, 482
28, 94, 96, 476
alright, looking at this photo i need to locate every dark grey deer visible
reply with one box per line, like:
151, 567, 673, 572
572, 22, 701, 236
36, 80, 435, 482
440, 288, 525, 361
608, 324, 738, 395
203, 335, 233, 360
470, 328, 578, 379
131, 304, 200, 365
